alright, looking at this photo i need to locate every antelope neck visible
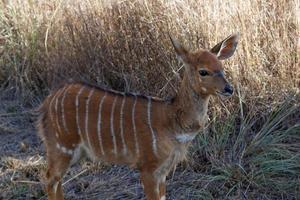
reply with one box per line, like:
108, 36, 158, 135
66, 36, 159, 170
168, 76, 210, 135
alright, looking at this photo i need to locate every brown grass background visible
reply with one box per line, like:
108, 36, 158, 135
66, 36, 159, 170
0, 0, 299, 199
1, 0, 299, 104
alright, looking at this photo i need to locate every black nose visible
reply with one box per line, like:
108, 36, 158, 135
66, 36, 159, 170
224, 84, 233, 95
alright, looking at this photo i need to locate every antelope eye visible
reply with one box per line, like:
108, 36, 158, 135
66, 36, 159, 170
199, 70, 209, 76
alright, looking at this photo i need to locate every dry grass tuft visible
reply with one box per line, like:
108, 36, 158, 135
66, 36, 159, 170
191, 95, 300, 199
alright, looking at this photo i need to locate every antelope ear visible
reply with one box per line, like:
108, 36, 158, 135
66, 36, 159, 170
169, 35, 188, 61
210, 33, 239, 60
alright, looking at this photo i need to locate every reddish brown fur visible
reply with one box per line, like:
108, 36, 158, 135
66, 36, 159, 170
37, 34, 239, 200
188, 50, 223, 72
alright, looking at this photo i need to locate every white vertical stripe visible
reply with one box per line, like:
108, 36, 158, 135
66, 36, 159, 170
85, 88, 95, 151
49, 94, 56, 124
76, 86, 85, 138
61, 85, 72, 134
49, 91, 60, 137
110, 96, 118, 155
147, 97, 158, 157
120, 94, 127, 155
132, 95, 139, 156
55, 86, 67, 136
97, 92, 107, 155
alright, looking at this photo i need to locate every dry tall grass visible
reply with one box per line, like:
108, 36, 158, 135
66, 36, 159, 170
1, 0, 299, 104
0, 0, 299, 199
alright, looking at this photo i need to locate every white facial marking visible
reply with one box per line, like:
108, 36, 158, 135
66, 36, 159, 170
132, 95, 139, 156
110, 96, 118, 155
85, 88, 95, 151
201, 87, 207, 92
120, 94, 127, 155
76, 86, 85, 138
147, 97, 158, 157
61, 85, 72, 134
97, 92, 107, 155
175, 133, 197, 143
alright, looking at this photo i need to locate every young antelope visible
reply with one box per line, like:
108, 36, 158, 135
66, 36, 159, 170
37, 34, 239, 200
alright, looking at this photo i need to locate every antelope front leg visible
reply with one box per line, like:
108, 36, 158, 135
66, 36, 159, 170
159, 176, 166, 200
140, 170, 160, 200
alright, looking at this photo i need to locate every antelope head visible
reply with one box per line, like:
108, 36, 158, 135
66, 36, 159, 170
170, 34, 239, 98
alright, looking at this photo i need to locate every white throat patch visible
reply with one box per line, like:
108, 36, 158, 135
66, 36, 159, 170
175, 133, 197, 143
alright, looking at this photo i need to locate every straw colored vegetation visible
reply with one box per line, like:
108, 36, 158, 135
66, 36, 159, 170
0, 0, 299, 199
